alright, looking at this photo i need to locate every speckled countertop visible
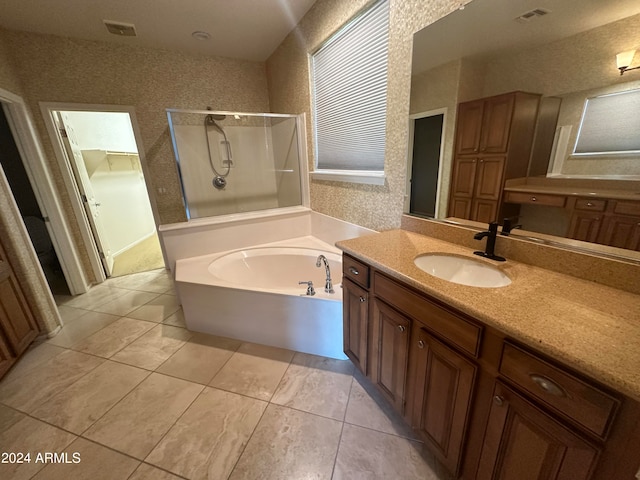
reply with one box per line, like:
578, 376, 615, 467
336, 230, 640, 401
503, 183, 640, 201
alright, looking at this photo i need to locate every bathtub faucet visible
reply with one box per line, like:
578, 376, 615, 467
316, 255, 335, 294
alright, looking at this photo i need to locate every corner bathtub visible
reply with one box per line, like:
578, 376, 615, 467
175, 237, 346, 359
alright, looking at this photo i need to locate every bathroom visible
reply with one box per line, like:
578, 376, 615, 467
0, 0, 639, 479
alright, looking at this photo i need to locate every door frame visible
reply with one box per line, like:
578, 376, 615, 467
406, 108, 448, 217
40, 102, 160, 283
0, 88, 89, 295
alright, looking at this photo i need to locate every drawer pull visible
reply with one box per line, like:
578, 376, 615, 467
397, 325, 406, 333
417, 340, 425, 349
530, 196, 537, 202
348, 267, 359, 276
586, 202, 594, 207
494, 395, 504, 406
359, 296, 366, 303
530, 374, 567, 397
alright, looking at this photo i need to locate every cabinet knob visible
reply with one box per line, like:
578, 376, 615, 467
586, 202, 594, 207
493, 395, 504, 406
417, 340, 425, 349
529, 374, 567, 397
530, 196, 537, 202
397, 325, 406, 333
348, 267, 359, 276
359, 296, 366, 303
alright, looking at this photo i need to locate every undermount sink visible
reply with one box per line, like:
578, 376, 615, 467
414, 254, 511, 288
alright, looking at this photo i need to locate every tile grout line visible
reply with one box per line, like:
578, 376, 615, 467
330, 375, 355, 479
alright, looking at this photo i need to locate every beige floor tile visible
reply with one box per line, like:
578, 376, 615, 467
271, 352, 354, 420
111, 324, 192, 370
146, 387, 267, 480
129, 463, 184, 480
156, 333, 241, 384
84, 373, 203, 459
56, 304, 87, 323
0, 350, 104, 413
127, 294, 181, 322
104, 270, 165, 291
72, 317, 157, 358
136, 275, 175, 294
209, 342, 294, 401
1, 342, 66, 384
162, 308, 185, 327
0, 415, 76, 480
345, 373, 419, 439
0, 403, 25, 431
31, 361, 149, 434
31, 437, 140, 480
92, 290, 161, 317
64, 285, 130, 310
47, 311, 120, 348
229, 404, 341, 480
333, 424, 439, 480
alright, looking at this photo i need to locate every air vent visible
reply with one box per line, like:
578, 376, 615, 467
515, 8, 550, 23
104, 21, 137, 37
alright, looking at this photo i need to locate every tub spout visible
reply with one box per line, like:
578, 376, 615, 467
316, 255, 335, 294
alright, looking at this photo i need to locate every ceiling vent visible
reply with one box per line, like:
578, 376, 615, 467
515, 8, 550, 23
103, 21, 137, 37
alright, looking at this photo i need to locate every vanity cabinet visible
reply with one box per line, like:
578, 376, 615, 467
340, 252, 640, 480
449, 91, 542, 223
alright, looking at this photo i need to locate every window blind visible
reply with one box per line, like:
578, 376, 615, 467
312, 0, 389, 171
574, 88, 640, 154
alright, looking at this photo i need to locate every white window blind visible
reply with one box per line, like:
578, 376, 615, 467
574, 88, 640, 155
311, 0, 389, 172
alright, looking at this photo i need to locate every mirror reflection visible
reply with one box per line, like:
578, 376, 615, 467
408, 0, 640, 255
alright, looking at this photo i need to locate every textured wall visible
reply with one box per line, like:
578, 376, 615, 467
3, 29, 271, 281
266, 0, 467, 231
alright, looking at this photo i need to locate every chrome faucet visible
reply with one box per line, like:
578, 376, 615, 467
316, 255, 335, 293
299, 280, 316, 296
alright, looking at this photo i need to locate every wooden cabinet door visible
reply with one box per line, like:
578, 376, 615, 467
411, 327, 476, 476
472, 199, 498, 223
450, 197, 472, 220
371, 298, 411, 414
568, 212, 602, 243
477, 382, 600, 480
598, 215, 640, 251
450, 157, 478, 198
0, 332, 14, 379
480, 94, 515, 154
342, 278, 369, 375
474, 157, 505, 200
0, 259, 38, 356
455, 100, 484, 154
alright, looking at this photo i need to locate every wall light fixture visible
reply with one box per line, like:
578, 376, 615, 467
616, 49, 639, 75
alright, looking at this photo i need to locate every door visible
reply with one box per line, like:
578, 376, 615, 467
568, 212, 602, 243
342, 278, 369, 375
598, 215, 640, 251
410, 114, 444, 218
55, 112, 114, 275
370, 298, 411, 414
477, 382, 600, 480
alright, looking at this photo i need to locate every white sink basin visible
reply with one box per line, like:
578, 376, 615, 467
414, 254, 511, 288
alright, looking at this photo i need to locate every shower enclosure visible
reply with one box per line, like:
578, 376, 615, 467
167, 109, 307, 219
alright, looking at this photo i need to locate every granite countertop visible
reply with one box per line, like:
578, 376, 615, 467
503, 184, 640, 201
336, 229, 640, 401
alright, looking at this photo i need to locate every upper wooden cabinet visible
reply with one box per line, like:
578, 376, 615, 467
449, 91, 543, 223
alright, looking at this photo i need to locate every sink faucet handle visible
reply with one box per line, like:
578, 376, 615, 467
298, 280, 316, 296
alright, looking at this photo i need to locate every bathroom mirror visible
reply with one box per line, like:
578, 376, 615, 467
409, 0, 640, 258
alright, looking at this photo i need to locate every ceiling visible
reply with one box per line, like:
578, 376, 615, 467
0, 0, 317, 62
413, 0, 640, 74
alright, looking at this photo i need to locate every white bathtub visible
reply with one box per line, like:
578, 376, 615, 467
175, 236, 347, 359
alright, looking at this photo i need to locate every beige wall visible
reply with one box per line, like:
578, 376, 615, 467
266, 0, 467, 231
2, 29, 271, 281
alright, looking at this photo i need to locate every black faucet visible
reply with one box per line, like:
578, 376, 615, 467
474, 222, 505, 261
501, 217, 522, 236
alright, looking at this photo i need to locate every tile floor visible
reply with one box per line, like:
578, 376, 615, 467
0, 268, 453, 480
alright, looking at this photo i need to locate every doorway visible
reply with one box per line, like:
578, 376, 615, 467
41, 105, 162, 279
408, 111, 446, 218
0, 107, 69, 295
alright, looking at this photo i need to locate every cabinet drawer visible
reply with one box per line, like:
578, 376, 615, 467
343, 255, 370, 289
613, 201, 640, 216
575, 198, 606, 212
503, 191, 566, 207
373, 272, 482, 357
500, 343, 619, 438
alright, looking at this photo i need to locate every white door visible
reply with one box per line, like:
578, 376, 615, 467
55, 112, 114, 276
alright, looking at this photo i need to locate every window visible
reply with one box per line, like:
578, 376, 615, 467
310, 0, 389, 185
573, 88, 640, 155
